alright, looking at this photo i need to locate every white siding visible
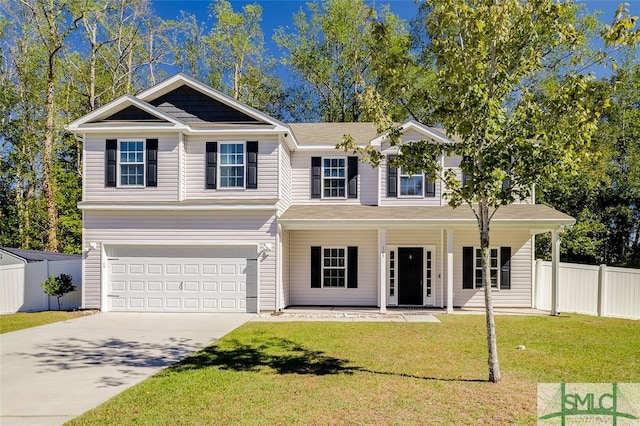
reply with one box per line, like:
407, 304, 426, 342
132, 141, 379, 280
277, 144, 293, 214
288, 230, 378, 306
84, 134, 179, 201
184, 136, 279, 199
452, 230, 533, 307
83, 210, 277, 311
290, 150, 378, 205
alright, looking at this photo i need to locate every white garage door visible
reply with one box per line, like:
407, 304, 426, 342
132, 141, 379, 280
105, 246, 257, 312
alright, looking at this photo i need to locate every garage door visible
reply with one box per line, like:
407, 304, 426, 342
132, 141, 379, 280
105, 246, 257, 312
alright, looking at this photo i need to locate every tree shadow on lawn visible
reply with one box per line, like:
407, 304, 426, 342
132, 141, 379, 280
167, 337, 487, 383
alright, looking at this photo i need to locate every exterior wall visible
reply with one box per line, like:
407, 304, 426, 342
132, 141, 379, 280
290, 150, 378, 205
277, 144, 293, 214
452, 230, 533, 307
184, 136, 280, 199
84, 134, 180, 201
287, 230, 379, 306
82, 210, 277, 310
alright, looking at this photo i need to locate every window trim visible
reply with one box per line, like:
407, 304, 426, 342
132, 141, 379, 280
398, 167, 424, 198
322, 246, 347, 288
218, 141, 246, 190
117, 138, 145, 188
473, 247, 500, 289
321, 156, 348, 199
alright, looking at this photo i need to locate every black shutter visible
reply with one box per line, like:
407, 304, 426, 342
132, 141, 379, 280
311, 157, 321, 198
462, 173, 471, 187
246, 141, 258, 189
206, 142, 217, 189
347, 246, 358, 288
425, 173, 436, 197
105, 139, 117, 187
500, 246, 511, 290
463, 246, 474, 289
311, 246, 322, 288
146, 138, 158, 187
347, 156, 358, 198
387, 155, 397, 197
502, 178, 510, 191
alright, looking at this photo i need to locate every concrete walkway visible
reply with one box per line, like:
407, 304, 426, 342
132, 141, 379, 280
0, 312, 254, 426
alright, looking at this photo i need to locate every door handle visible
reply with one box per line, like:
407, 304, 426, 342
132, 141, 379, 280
179, 282, 183, 290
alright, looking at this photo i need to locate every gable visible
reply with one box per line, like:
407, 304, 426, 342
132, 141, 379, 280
101, 105, 168, 122
149, 85, 261, 124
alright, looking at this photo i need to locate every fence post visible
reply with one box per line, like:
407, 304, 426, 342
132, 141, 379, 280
597, 264, 607, 317
534, 259, 543, 309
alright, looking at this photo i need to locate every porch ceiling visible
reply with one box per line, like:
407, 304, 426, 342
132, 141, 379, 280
278, 204, 574, 232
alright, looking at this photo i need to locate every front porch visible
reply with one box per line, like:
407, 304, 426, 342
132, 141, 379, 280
277, 204, 573, 315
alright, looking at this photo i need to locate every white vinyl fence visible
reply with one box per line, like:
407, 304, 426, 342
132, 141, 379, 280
535, 260, 640, 320
0, 259, 82, 313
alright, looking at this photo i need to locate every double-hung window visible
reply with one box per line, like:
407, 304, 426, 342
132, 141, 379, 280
119, 140, 145, 186
323, 157, 346, 198
399, 168, 423, 197
219, 143, 245, 188
474, 248, 499, 288
323, 247, 346, 287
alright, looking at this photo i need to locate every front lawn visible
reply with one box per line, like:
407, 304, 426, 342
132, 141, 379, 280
67, 315, 639, 425
0, 311, 94, 334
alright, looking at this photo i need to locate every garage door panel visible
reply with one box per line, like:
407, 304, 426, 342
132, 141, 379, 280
107, 251, 252, 312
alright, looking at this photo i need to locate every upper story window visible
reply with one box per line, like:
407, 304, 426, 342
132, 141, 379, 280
323, 157, 346, 198
205, 141, 258, 190
219, 143, 245, 188
105, 138, 157, 188
399, 168, 423, 197
311, 156, 358, 199
119, 140, 145, 186
387, 155, 435, 199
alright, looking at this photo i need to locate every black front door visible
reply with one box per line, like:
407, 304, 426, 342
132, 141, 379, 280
398, 247, 423, 305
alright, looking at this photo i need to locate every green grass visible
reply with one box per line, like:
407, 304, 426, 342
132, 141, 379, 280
67, 314, 639, 425
0, 311, 94, 334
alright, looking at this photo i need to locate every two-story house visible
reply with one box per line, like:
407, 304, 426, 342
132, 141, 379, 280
67, 74, 573, 314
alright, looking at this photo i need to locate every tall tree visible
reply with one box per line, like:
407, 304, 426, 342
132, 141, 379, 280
341, 0, 638, 383
15, 0, 83, 252
204, 0, 281, 113
274, 0, 407, 122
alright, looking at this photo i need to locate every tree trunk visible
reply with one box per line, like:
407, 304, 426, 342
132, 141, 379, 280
479, 201, 501, 383
43, 49, 59, 252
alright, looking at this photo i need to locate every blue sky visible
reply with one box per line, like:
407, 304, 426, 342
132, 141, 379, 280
151, 0, 636, 31
150, 0, 638, 78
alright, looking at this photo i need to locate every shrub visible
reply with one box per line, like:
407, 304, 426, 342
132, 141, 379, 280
41, 273, 76, 310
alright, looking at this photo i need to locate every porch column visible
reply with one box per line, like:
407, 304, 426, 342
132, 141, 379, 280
447, 229, 454, 314
379, 228, 387, 313
551, 229, 560, 316
276, 223, 283, 312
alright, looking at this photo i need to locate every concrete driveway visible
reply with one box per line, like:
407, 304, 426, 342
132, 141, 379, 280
0, 312, 254, 426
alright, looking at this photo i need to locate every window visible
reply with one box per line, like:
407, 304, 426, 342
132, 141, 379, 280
323, 157, 346, 198
323, 247, 346, 287
474, 248, 499, 288
220, 143, 245, 188
399, 168, 423, 197
119, 140, 144, 186
463, 246, 511, 290
311, 246, 358, 288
